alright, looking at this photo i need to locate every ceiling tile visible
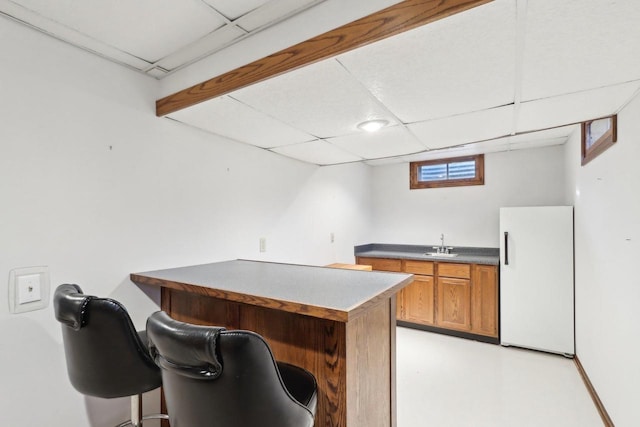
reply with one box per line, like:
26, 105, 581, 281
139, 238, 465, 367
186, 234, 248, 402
201, 0, 269, 20
397, 127, 572, 163
408, 105, 514, 149
336, 0, 516, 123
235, 0, 321, 32
399, 142, 508, 163
509, 125, 578, 144
509, 137, 568, 151
155, 25, 246, 71
0, 1, 152, 69
478, 140, 516, 154
10, 0, 226, 63
521, 0, 640, 101
327, 125, 426, 159
516, 81, 640, 133
168, 96, 315, 148
271, 140, 362, 165
232, 58, 396, 138
364, 157, 405, 166
464, 135, 512, 149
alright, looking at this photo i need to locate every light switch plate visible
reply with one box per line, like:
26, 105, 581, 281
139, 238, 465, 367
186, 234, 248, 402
8, 266, 50, 314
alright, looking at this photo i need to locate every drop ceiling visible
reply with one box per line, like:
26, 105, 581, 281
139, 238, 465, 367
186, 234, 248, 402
3, 0, 640, 166
0, 0, 328, 77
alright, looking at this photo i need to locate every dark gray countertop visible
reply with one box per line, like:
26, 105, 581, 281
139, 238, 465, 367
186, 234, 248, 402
354, 243, 500, 265
132, 259, 413, 321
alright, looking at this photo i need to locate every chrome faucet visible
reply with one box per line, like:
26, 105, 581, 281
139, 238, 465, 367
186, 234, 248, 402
433, 234, 447, 254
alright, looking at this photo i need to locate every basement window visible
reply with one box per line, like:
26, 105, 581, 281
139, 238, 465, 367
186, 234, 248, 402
581, 115, 617, 165
410, 154, 484, 189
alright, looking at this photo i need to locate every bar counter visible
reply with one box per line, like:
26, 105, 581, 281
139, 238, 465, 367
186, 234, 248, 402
131, 259, 412, 427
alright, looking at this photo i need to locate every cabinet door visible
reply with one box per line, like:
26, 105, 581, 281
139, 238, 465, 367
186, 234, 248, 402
398, 275, 434, 325
436, 277, 471, 331
471, 265, 498, 337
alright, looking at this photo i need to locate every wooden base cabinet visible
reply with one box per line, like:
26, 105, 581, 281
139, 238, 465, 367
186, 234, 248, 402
357, 257, 499, 340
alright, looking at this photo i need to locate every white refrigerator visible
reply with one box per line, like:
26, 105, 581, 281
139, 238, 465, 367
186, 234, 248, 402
499, 206, 574, 356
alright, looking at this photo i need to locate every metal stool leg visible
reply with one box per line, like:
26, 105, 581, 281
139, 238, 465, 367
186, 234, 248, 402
114, 394, 169, 427
141, 414, 170, 424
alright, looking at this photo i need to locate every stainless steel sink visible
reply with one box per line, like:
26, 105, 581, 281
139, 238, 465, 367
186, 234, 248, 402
425, 252, 459, 257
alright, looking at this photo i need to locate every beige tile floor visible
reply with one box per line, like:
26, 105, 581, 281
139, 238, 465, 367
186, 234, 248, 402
396, 326, 603, 427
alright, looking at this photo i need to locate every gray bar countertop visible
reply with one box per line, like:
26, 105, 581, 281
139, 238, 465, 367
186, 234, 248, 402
131, 259, 413, 322
354, 243, 500, 265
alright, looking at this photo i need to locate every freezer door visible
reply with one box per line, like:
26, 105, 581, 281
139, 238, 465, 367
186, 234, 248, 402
499, 206, 574, 355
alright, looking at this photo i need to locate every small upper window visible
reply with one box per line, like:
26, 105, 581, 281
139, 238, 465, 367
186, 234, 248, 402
581, 115, 617, 165
410, 154, 484, 189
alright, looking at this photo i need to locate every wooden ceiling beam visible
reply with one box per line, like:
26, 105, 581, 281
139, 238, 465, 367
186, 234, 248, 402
156, 0, 492, 117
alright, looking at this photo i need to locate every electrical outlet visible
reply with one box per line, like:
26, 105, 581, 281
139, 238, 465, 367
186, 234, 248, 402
330, 232, 335, 243
18, 274, 41, 304
8, 266, 50, 314
259, 237, 266, 252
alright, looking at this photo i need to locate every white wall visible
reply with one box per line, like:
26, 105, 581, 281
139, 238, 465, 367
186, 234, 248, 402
0, 18, 372, 427
369, 146, 568, 248
565, 95, 640, 426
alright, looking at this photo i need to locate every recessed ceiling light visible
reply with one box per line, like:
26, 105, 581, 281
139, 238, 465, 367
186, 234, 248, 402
357, 119, 389, 132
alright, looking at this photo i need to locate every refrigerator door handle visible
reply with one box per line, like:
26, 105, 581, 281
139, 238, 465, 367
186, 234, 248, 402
504, 231, 509, 265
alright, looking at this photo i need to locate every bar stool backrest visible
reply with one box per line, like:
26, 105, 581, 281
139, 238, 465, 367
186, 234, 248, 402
53, 284, 162, 398
146, 311, 316, 427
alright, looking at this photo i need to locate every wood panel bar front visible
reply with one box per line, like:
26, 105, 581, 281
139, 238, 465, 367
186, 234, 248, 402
132, 260, 412, 427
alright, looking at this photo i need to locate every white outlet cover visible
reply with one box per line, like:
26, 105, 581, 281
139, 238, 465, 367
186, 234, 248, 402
8, 266, 50, 314
18, 274, 42, 304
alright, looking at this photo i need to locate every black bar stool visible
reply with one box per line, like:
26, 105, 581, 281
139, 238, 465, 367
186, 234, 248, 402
146, 311, 317, 427
53, 284, 169, 427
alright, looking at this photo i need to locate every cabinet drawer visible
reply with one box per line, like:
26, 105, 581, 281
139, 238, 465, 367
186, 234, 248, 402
356, 257, 402, 272
438, 263, 471, 279
403, 260, 434, 275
